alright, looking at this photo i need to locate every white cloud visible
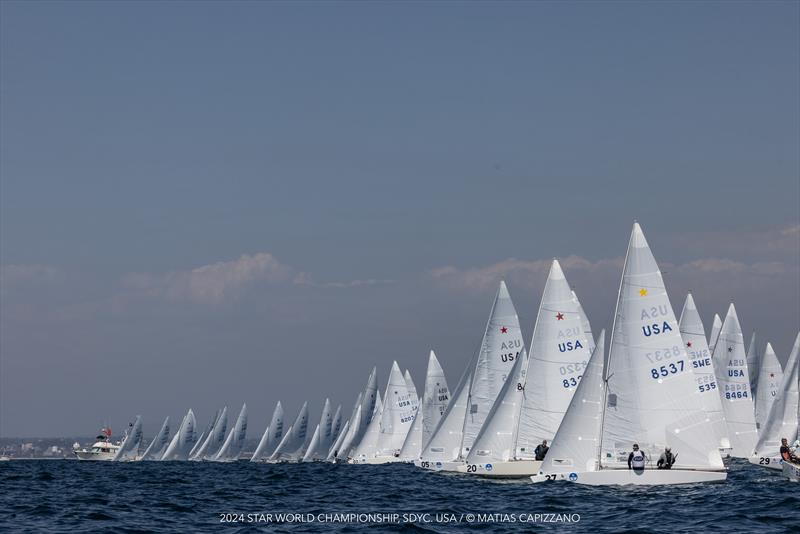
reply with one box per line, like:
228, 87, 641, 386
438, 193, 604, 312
122, 253, 293, 303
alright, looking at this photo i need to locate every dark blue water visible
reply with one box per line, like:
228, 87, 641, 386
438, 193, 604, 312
1, 459, 797, 533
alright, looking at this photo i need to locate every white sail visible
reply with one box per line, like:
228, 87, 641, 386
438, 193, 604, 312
755, 343, 784, 431
113, 416, 143, 461
517, 260, 594, 456
340, 369, 378, 459
712, 304, 758, 457
302, 399, 333, 462
461, 280, 524, 458
189, 410, 218, 459
420, 368, 473, 463
330, 393, 361, 461
140, 417, 170, 461
192, 406, 228, 460
269, 402, 309, 461
399, 351, 450, 461
467, 348, 528, 463
327, 405, 343, 452
160, 409, 197, 461
538, 331, 606, 474
404, 370, 419, 414
709, 314, 722, 354
678, 292, 729, 449
374, 362, 415, 457
601, 223, 723, 470
251, 401, 284, 462
352, 392, 384, 460
754, 332, 800, 458
327, 418, 350, 462
214, 403, 248, 461
573, 289, 595, 354
746, 333, 760, 394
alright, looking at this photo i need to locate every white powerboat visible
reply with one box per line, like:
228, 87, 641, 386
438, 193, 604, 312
74, 428, 120, 461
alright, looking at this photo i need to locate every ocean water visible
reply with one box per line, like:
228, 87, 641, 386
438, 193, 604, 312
1, 459, 798, 533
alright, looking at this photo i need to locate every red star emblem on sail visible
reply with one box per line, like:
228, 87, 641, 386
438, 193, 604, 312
686, 341, 692, 348
556, 313, 564, 321
501, 327, 507, 333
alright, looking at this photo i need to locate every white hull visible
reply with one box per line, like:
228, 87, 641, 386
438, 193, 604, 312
456, 460, 542, 478
414, 459, 464, 472
531, 468, 726, 486
350, 456, 402, 465
748, 455, 784, 471
74, 450, 117, 461
782, 461, 800, 481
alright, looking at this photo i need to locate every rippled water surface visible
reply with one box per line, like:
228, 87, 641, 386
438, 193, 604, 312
1, 459, 798, 533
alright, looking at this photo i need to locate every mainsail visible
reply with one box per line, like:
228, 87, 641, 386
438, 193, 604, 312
753, 332, 800, 458
466, 348, 527, 463
746, 333, 760, 394
712, 304, 758, 458
251, 401, 284, 462
269, 401, 309, 461
460, 281, 523, 458
709, 314, 722, 354
678, 292, 729, 449
517, 260, 594, 456
601, 223, 723, 470
192, 406, 228, 460
140, 416, 170, 461
113, 416, 143, 461
352, 392, 383, 460
214, 403, 248, 461
330, 392, 362, 461
399, 351, 450, 461
573, 290, 596, 355
302, 399, 333, 462
754, 343, 784, 431
538, 331, 606, 474
375, 362, 415, 457
404, 370, 419, 414
160, 409, 197, 461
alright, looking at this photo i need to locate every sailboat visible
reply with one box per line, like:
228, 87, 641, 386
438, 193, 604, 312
754, 343, 783, 431
160, 409, 197, 461
140, 417, 170, 461
268, 401, 309, 462
326, 405, 343, 454
188, 410, 218, 460
398, 351, 450, 461
750, 332, 799, 469
113, 416, 143, 461
251, 402, 284, 462
336, 369, 378, 461
712, 304, 758, 458
327, 393, 361, 462
191, 406, 228, 460
350, 392, 384, 462
370, 362, 416, 462
302, 399, 333, 462
678, 292, 730, 452
213, 403, 248, 462
460, 260, 594, 477
709, 314, 723, 354
534, 223, 725, 485
327, 418, 351, 462
418, 280, 523, 471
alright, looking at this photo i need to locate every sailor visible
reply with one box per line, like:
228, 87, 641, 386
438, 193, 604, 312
534, 440, 549, 461
780, 438, 797, 463
657, 447, 675, 469
627, 443, 647, 470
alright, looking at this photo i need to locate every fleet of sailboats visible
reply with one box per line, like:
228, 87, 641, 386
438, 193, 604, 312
80, 222, 800, 484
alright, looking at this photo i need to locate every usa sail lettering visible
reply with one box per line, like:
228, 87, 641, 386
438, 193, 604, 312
500, 342, 521, 363
558, 340, 584, 352
437, 387, 450, 403
557, 327, 581, 338
650, 360, 685, 379
642, 322, 673, 337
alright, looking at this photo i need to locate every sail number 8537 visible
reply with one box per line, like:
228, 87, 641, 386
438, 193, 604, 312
650, 360, 685, 379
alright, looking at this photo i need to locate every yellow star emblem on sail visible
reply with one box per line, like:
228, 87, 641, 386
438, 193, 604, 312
639, 288, 648, 297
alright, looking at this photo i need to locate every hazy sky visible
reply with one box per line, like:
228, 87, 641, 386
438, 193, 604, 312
1, 1, 798, 437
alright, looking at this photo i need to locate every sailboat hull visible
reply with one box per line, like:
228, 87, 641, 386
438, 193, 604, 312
414, 459, 464, 472
530, 468, 727, 486
350, 456, 402, 465
748, 455, 784, 471
456, 460, 542, 478
782, 461, 800, 481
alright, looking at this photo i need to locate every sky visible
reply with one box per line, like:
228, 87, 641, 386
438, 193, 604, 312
1, 1, 798, 437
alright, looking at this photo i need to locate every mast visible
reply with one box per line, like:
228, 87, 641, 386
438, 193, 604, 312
596, 222, 635, 468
